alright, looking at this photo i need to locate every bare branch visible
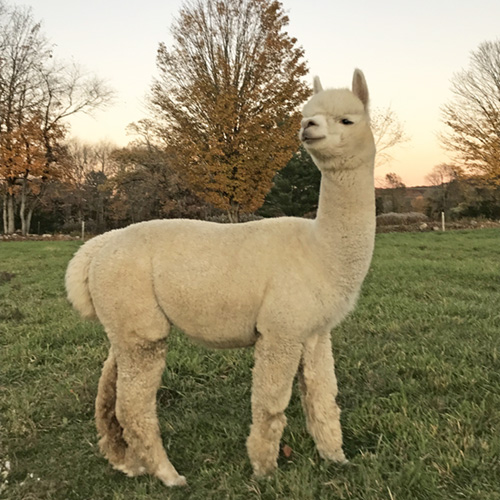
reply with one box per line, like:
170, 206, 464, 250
370, 107, 410, 168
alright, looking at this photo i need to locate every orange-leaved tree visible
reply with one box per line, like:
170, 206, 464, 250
441, 39, 500, 182
0, 113, 66, 235
149, 0, 310, 222
0, 4, 113, 234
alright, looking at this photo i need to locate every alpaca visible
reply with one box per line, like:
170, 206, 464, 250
65, 69, 376, 487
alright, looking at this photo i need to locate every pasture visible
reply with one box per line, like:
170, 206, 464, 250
1, 229, 499, 499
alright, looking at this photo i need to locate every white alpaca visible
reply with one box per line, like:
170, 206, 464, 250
65, 69, 376, 486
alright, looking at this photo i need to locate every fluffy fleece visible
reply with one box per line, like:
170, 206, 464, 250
65, 69, 376, 487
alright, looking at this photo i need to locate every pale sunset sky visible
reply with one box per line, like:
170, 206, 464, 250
29, 0, 500, 186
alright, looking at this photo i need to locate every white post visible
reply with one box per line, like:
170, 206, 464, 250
81, 220, 85, 241
441, 211, 445, 232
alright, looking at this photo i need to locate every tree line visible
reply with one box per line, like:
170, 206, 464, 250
1, 0, 499, 236
377, 166, 500, 220
0, 1, 113, 234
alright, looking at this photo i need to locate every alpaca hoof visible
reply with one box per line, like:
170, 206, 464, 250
251, 461, 277, 479
321, 449, 348, 464
162, 474, 187, 487
253, 469, 274, 480
113, 463, 147, 477
155, 463, 187, 487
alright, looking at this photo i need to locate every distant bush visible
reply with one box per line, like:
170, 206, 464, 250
206, 213, 264, 224
376, 212, 429, 226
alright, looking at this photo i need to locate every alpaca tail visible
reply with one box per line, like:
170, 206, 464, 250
65, 232, 111, 319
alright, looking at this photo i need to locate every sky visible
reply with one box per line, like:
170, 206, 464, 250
26, 0, 500, 186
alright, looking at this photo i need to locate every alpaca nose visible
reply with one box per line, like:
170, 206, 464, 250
301, 118, 318, 130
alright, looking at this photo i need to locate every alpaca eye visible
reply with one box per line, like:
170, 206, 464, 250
341, 118, 354, 125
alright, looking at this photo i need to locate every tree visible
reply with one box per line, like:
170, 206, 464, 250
0, 113, 67, 235
93, 140, 117, 175
109, 140, 217, 225
382, 172, 408, 213
424, 164, 462, 217
425, 163, 457, 187
110, 145, 178, 224
448, 173, 500, 219
371, 107, 410, 168
83, 170, 112, 233
149, 0, 310, 222
37, 62, 113, 163
0, 3, 113, 234
0, 4, 51, 233
384, 172, 405, 190
259, 146, 320, 217
441, 39, 500, 179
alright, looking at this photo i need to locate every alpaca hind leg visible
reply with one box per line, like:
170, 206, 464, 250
114, 338, 186, 487
95, 347, 128, 468
247, 336, 302, 477
298, 333, 346, 463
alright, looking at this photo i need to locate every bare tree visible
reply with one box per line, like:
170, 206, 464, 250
65, 138, 96, 183
441, 39, 500, 178
384, 172, 406, 190
425, 163, 457, 187
371, 107, 410, 168
0, 3, 114, 234
382, 172, 408, 213
93, 140, 117, 175
425, 164, 463, 216
38, 63, 114, 164
0, 4, 51, 233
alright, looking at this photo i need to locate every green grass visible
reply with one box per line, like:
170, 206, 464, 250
1, 229, 499, 499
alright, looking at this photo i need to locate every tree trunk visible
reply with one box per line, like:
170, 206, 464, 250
20, 179, 27, 236
2, 195, 7, 234
97, 192, 104, 232
7, 192, 15, 234
26, 207, 33, 235
227, 203, 240, 223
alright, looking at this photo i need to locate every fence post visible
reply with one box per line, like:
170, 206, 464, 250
81, 220, 85, 241
441, 211, 445, 232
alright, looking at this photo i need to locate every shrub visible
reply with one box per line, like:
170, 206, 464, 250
376, 212, 429, 226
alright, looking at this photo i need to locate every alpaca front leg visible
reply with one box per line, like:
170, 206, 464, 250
247, 336, 302, 477
114, 340, 186, 487
298, 333, 347, 463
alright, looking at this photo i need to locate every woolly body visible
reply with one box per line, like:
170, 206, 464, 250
65, 69, 376, 487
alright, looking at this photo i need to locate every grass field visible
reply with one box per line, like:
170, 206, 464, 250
1, 229, 499, 499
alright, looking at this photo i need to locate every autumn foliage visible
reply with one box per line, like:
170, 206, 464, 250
441, 39, 500, 181
0, 3, 112, 234
149, 0, 310, 221
0, 116, 47, 188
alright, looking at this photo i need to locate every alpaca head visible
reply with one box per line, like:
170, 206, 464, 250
300, 69, 376, 170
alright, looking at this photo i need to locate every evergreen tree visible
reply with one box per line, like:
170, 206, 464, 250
260, 147, 320, 217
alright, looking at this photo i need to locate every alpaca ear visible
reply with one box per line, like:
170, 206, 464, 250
352, 69, 369, 108
313, 76, 323, 94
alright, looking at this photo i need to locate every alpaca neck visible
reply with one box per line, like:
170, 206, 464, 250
314, 161, 376, 289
